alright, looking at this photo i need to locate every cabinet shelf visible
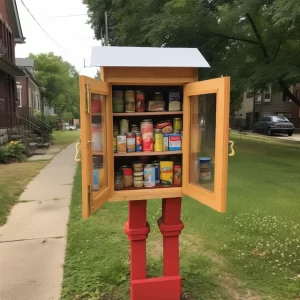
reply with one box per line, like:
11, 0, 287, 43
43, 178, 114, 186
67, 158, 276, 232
113, 111, 183, 117
92, 113, 102, 116
93, 151, 103, 155
114, 150, 182, 157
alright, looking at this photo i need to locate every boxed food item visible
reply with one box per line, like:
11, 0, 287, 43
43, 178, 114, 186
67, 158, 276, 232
168, 133, 181, 151
168, 92, 181, 111
147, 100, 165, 112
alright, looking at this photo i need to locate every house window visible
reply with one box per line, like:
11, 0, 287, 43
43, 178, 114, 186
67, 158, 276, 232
256, 93, 262, 102
17, 85, 22, 107
28, 88, 32, 107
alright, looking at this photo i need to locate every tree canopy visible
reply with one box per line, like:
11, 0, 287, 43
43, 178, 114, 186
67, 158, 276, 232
84, 0, 300, 110
29, 53, 80, 118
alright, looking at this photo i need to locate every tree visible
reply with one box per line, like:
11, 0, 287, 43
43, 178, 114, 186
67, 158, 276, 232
29, 53, 80, 117
62, 112, 74, 122
84, 0, 300, 109
95, 69, 101, 80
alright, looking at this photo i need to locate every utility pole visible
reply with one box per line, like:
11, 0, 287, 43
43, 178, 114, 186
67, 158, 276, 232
105, 11, 108, 46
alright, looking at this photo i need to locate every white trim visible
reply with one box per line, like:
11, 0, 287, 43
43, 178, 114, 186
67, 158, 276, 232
28, 87, 32, 107
17, 85, 22, 107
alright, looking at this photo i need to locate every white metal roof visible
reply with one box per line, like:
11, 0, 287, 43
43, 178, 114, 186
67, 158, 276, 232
91, 46, 210, 68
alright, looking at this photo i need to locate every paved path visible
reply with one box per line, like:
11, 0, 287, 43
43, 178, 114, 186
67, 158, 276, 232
0, 143, 77, 300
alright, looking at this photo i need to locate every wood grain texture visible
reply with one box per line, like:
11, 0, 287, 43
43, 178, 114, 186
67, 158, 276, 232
114, 151, 182, 157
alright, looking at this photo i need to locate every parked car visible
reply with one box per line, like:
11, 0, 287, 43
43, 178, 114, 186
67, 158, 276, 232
253, 116, 294, 136
63, 123, 77, 131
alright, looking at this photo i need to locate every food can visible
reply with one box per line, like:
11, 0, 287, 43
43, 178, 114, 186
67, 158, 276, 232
126, 132, 136, 153
199, 157, 211, 182
135, 132, 142, 152
120, 119, 129, 135
136, 90, 145, 112
153, 92, 164, 101
152, 161, 160, 184
154, 129, 163, 152
160, 161, 174, 186
92, 123, 103, 151
173, 118, 183, 132
113, 123, 119, 137
144, 164, 156, 187
131, 124, 139, 133
163, 134, 169, 151
173, 163, 182, 185
125, 90, 135, 112
113, 137, 117, 153
121, 165, 133, 188
117, 135, 126, 153
112, 91, 124, 113
140, 120, 153, 152
168, 133, 181, 151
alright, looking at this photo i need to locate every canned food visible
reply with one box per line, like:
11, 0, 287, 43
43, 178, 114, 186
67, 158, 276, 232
113, 123, 119, 137
117, 135, 126, 153
173, 163, 182, 185
131, 124, 139, 133
199, 157, 211, 182
141, 120, 153, 152
135, 132, 142, 152
125, 90, 135, 112
144, 164, 156, 187
168, 133, 181, 151
113, 91, 124, 113
160, 161, 174, 186
136, 91, 145, 112
113, 137, 117, 153
126, 132, 135, 152
121, 165, 133, 188
173, 118, 183, 132
163, 134, 169, 151
152, 161, 160, 184
120, 119, 129, 135
154, 129, 163, 152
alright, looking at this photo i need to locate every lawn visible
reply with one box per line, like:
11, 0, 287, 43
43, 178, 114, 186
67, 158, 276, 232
0, 161, 48, 225
52, 130, 80, 148
62, 135, 300, 300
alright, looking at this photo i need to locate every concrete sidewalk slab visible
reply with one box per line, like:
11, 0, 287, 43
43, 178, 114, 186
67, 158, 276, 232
0, 238, 66, 300
28, 154, 55, 161
0, 199, 69, 242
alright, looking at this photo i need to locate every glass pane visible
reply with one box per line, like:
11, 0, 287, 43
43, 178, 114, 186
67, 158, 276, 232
91, 93, 108, 192
189, 93, 216, 193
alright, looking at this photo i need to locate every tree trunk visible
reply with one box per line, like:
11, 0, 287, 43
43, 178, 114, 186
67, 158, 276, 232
251, 91, 257, 129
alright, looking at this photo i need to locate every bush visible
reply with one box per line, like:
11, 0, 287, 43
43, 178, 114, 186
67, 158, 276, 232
5, 141, 26, 161
0, 147, 8, 164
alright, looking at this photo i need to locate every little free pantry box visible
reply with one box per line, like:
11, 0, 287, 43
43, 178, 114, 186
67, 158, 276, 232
79, 46, 230, 219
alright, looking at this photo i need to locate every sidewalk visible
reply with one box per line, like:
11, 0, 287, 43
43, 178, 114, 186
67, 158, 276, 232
0, 143, 77, 300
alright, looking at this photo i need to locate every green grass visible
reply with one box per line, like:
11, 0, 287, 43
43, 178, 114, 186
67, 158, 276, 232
62, 136, 300, 300
0, 161, 48, 225
52, 130, 80, 148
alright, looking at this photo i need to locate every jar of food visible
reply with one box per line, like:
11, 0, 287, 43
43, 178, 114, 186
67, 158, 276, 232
125, 90, 135, 112
120, 119, 129, 135
126, 132, 136, 153
133, 161, 143, 172
154, 129, 163, 152
134, 181, 144, 188
173, 162, 182, 185
113, 91, 124, 113
133, 171, 144, 181
173, 118, 183, 132
136, 90, 145, 112
92, 123, 103, 152
135, 133, 142, 152
153, 92, 164, 101
140, 120, 153, 152
115, 171, 124, 190
120, 165, 133, 188
131, 124, 139, 133
144, 164, 156, 187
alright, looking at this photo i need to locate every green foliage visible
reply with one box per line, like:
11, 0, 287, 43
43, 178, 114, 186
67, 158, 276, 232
85, 0, 300, 108
95, 69, 101, 80
33, 112, 58, 129
29, 53, 80, 117
62, 112, 74, 122
0, 147, 8, 164
5, 141, 26, 161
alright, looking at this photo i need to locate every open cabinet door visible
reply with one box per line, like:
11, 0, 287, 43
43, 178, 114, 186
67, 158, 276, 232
79, 76, 113, 219
182, 77, 230, 213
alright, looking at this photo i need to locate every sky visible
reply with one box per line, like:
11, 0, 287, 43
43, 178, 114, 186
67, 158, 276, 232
15, 0, 101, 77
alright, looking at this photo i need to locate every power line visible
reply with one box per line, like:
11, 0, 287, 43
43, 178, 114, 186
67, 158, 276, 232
48, 14, 87, 19
19, 0, 67, 52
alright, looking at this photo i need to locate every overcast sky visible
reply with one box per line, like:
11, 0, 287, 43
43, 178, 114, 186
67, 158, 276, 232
15, 0, 101, 77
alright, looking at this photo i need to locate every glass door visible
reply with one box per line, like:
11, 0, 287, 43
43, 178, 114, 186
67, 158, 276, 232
79, 76, 113, 218
182, 77, 230, 212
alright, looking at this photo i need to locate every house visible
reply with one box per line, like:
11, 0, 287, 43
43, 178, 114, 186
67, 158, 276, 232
15, 57, 43, 116
0, 0, 25, 128
234, 85, 300, 129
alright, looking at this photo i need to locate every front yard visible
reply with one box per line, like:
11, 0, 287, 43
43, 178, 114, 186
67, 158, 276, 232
62, 135, 300, 300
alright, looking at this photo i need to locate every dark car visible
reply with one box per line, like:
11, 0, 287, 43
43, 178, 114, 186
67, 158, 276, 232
253, 116, 294, 136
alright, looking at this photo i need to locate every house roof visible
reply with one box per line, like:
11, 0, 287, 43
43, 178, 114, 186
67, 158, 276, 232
91, 46, 210, 68
15, 58, 35, 68
6, 0, 25, 43
0, 56, 24, 76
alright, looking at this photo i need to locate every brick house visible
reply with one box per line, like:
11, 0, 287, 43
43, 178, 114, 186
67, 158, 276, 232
0, 0, 25, 128
15, 58, 42, 116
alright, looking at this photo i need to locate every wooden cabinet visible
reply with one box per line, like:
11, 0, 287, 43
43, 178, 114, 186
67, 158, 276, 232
79, 47, 230, 219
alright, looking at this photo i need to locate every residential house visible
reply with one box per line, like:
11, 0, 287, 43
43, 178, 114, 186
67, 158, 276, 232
234, 85, 300, 129
15, 57, 42, 116
0, 0, 25, 128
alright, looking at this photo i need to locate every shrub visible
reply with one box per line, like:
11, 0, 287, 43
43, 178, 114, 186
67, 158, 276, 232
5, 141, 26, 161
0, 147, 8, 164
